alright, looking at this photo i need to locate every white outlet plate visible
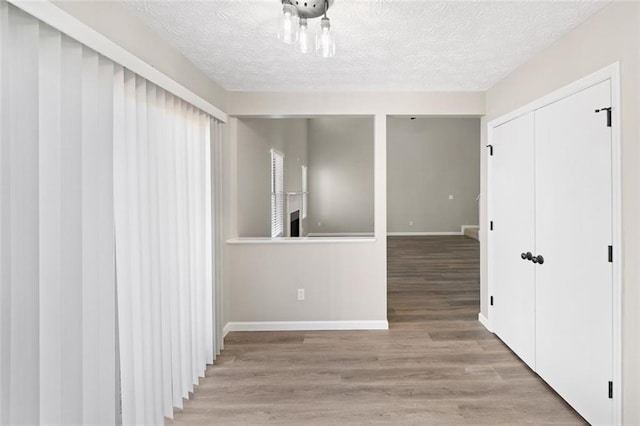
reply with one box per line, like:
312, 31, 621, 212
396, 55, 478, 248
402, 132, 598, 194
297, 289, 305, 301
448, 195, 454, 200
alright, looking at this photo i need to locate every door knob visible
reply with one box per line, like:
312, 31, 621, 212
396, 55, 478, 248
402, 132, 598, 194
525, 252, 533, 260
535, 255, 544, 265
532, 256, 538, 264
521, 252, 527, 259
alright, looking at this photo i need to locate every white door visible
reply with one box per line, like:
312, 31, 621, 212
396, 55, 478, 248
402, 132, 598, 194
535, 80, 613, 425
489, 112, 536, 368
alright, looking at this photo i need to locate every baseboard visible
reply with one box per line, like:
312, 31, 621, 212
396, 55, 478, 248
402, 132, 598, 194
387, 231, 462, 236
306, 232, 374, 237
223, 322, 232, 338
223, 320, 389, 333
461, 225, 480, 233
478, 313, 492, 332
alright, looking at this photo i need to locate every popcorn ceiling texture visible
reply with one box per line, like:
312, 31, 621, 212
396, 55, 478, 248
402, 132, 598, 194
124, 0, 609, 92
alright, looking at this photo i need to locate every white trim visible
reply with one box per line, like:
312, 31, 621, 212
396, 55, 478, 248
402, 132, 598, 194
478, 313, 492, 332
486, 62, 622, 424
387, 231, 462, 236
461, 225, 480, 232
306, 232, 374, 237
223, 323, 232, 338
226, 237, 376, 245
223, 321, 389, 333
487, 63, 619, 129
8, 0, 227, 123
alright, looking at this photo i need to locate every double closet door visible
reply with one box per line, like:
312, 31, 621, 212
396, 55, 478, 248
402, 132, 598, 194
490, 80, 613, 425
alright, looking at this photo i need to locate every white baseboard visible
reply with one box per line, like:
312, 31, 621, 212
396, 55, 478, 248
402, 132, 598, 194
306, 232, 374, 237
387, 231, 462, 236
223, 320, 389, 333
461, 225, 480, 233
478, 313, 492, 332
223, 322, 232, 338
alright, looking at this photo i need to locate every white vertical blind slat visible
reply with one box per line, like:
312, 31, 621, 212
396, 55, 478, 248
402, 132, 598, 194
59, 32, 84, 426
38, 23, 62, 426
153, 87, 175, 419
8, 8, 40, 424
81, 46, 101, 425
96, 55, 116, 425
113, 63, 137, 426
124, 68, 147, 426
0, 3, 8, 421
167, 94, 184, 410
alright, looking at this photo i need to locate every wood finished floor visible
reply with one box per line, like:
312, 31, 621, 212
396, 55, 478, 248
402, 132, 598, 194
168, 236, 584, 425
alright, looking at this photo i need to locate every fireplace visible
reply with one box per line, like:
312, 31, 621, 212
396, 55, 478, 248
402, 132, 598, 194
290, 210, 300, 237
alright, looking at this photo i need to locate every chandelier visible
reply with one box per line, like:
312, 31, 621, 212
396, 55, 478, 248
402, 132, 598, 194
277, 0, 336, 58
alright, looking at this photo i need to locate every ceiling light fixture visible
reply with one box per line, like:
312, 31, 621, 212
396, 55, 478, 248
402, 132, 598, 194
278, 0, 336, 58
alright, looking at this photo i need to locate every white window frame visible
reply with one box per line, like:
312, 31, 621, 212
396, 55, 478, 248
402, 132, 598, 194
301, 165, 308, 219
271, 149, 284, 238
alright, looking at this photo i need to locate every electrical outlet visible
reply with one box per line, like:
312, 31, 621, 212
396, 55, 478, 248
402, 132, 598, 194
297, 289, 305, 301
317, 222, 322, 228
449, 195, 454, 200
409, 220, 414, 226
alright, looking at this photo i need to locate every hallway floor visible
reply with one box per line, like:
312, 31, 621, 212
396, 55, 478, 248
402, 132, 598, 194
167, 236, 584, 425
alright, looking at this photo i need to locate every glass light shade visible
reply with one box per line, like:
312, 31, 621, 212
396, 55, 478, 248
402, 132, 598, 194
315, 17, 336, 58
277, 4, 298, 45
296, 18, 310, 54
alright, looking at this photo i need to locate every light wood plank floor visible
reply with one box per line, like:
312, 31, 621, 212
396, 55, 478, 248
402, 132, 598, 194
168, 236, 585, 425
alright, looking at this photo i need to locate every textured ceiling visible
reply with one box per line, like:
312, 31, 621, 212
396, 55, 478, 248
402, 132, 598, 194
124, 0, 610, 92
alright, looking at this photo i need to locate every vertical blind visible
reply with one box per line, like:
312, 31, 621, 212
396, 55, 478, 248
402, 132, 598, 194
271, 149, 284, 238
0, 1, 222, 424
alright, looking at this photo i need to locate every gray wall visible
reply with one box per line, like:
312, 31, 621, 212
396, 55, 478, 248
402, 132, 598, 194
387, 117, 480, 233
307, 117, 374, 235
52, 1, 227, 110
237, 118, 308, 237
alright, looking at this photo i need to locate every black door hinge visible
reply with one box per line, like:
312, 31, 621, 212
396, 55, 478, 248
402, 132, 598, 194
608, 245, 613, 263
490, 296, 494, 306
608, 381, 613, 399
486, 145, 494, 156
490, 221, 494, 231
595, 107, 612, 127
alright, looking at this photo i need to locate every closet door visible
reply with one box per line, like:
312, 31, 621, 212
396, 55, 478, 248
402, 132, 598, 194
489, 112, 536, 368
535, 80, 613, 425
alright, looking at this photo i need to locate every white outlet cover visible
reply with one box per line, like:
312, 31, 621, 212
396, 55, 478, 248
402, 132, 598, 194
449, 195, 454, 200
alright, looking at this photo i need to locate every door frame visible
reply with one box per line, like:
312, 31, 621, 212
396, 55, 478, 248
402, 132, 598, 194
486, 62, 622, 424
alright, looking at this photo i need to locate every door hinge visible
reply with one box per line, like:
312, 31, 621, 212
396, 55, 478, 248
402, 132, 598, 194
490, 296, 494, 306
608, 381, 613, 399
608, 245, 613, 263
595, 107, 612, 127
486, 144, 493, 156
490, 221, 494, 231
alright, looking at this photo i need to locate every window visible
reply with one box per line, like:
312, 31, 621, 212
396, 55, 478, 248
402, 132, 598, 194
271, 149, 284, 237
301, 165, 308, 219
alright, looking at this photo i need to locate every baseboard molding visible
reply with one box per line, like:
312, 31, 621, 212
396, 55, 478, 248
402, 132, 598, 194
387, 231, 462, 236
461, 225, 480, 232
223, 320, 389, 333
306, 232, 374, 237
223, 322, 233, 338
478, 313, 492, 332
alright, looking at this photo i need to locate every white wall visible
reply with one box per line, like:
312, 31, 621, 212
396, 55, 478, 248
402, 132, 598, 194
236, 118, 308, 237
307, 117, 374, 235
228, 92, 485, 116
51, 0, 228, 111
223, 93, 484, 329
225, 114, 388, 326
387, 117, 480, 233
481, 3, 640, 423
